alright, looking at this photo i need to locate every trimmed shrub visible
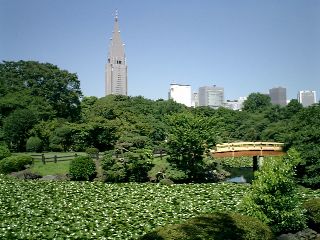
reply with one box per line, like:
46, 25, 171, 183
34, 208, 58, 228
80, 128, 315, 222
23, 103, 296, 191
26, 136, 43, 152
0, 155, 33, 174
140, 212, 274, 240
303, 198, 320, 232
49, 143, 63, 152
85, 147, 99, 158
0, 145, 11, 160
69, 156, 96, 181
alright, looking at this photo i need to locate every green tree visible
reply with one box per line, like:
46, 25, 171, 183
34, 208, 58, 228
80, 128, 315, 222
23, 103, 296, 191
26, 136, 43, 152
72, 118, 119, 151
239, 149, 306, 234
3, 109, 38, 151
49, 125, 74, 152
30, 119, 64, 151
0, 145, 11, 160
243, 93, 272, 113
102, 148, 153, 182
0, 60, 82, 121
285, 104, 320, 188
166, 112, 220, 181
284, 99, 303, 119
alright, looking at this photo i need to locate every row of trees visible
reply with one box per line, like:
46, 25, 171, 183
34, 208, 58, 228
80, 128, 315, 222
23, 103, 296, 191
0, 60, 319, 187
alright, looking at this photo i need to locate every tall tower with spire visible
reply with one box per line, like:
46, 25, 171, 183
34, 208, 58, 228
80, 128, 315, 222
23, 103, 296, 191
105, 11, 127, 96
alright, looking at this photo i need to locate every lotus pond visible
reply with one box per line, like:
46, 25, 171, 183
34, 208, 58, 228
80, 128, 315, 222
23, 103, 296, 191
1, 175, 320, 239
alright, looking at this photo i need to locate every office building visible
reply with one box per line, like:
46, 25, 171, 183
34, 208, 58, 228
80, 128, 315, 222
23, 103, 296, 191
298, 90, 317, 107
198, 85, 224, 109
105, 12, 128, 96
168, 84, 192, 107
269, 87, 287, 106
192, 92, 199, 107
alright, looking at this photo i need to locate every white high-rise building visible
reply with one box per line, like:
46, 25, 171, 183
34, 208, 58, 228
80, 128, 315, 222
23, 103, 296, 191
192, 92, 199, 107
168, 84, 192, 107
198, 85, 224, 109
105, 12, 128, 96
298, 90, 317, 107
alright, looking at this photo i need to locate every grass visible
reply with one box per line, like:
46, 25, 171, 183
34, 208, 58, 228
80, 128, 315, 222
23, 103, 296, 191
25, 153, 169, 178
13, 152, 87, 176
30, 160, 71, 176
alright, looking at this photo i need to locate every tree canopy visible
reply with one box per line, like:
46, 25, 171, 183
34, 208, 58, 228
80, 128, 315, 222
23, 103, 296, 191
0, 60, 82, 121
1, 60, 320, 187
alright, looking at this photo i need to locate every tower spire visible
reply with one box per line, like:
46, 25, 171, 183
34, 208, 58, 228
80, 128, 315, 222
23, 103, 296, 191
105, 11, 128, 96
115, 9, 118, 22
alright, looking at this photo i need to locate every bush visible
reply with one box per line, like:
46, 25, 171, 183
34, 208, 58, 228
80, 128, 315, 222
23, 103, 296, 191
102, 149, 154, 183
303, 198, 320, 232
0, 155, 33, 174
69, 156, 96, 181
239, 149, 306, 234
85, 147, 99, 158
140, 212, 274, 240
0, 145, 11, 160
26, 136, 43, 152
49, 143, 63, 152
159, 178, 174, 186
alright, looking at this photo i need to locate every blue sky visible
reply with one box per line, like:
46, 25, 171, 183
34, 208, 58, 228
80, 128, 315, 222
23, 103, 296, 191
1, 0, 319, 101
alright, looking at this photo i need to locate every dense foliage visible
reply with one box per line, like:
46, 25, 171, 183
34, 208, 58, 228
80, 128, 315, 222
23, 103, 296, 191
26, 136, 43, 152
303, 198, 320, 232
0, 155, 33, 174
240, 149, 306, 233
0, 60, 319, 187
102, 149, 154, 182
166, 112, 221, 181
69, 156, 96, 181
0, 145, 11, 160
141, 212, 274, 240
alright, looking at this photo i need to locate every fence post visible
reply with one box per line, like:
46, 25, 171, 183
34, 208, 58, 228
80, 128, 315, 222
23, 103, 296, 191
54, 155, 57, 163
96, 152, 99, 160
42, 154, 46, 165
75, 153, 78, 158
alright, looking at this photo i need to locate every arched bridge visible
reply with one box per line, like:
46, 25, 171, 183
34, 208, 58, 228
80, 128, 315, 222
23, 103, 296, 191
210, 142, 285, 158
210, 142, 285, 171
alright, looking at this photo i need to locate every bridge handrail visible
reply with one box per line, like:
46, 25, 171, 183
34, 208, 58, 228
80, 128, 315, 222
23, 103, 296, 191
212, 142, 284, 153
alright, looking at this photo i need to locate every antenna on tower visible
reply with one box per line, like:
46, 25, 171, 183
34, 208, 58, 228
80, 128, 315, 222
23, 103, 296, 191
115, 9, 118, 22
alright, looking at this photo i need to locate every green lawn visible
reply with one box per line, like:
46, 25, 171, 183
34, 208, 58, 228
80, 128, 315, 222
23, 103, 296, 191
14, 152, 87, 176
31, 160, 71, 176
23, 153, 167, 178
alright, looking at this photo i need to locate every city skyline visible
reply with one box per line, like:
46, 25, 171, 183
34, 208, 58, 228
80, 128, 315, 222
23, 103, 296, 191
1, 0, 319, 101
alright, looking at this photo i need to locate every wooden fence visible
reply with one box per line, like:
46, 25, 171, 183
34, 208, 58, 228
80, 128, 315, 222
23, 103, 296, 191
31, 151, 167, 165
30, 153, 105, 164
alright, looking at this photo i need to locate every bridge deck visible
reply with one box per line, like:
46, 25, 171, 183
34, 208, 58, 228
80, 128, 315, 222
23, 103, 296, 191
211, 142, 285, 158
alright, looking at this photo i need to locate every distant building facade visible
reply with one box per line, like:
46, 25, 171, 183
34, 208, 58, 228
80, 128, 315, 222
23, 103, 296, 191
105, 12, 128, 96
269, 87, 287, 106
224, 97, 247, 111
168, 84, 192, 107
224, 100, 240, 110
198, 85, 224, 108
192, 92, 199, 107
298, 90, 317, 107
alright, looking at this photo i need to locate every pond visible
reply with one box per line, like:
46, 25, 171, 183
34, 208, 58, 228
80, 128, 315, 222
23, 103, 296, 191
225, 167, 254, 183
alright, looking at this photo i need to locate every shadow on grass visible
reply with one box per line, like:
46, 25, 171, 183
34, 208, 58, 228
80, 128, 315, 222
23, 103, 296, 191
140, 212, 273, 240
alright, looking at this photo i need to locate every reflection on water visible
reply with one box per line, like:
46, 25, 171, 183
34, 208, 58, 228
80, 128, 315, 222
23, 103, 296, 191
225, 167, 254, 183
